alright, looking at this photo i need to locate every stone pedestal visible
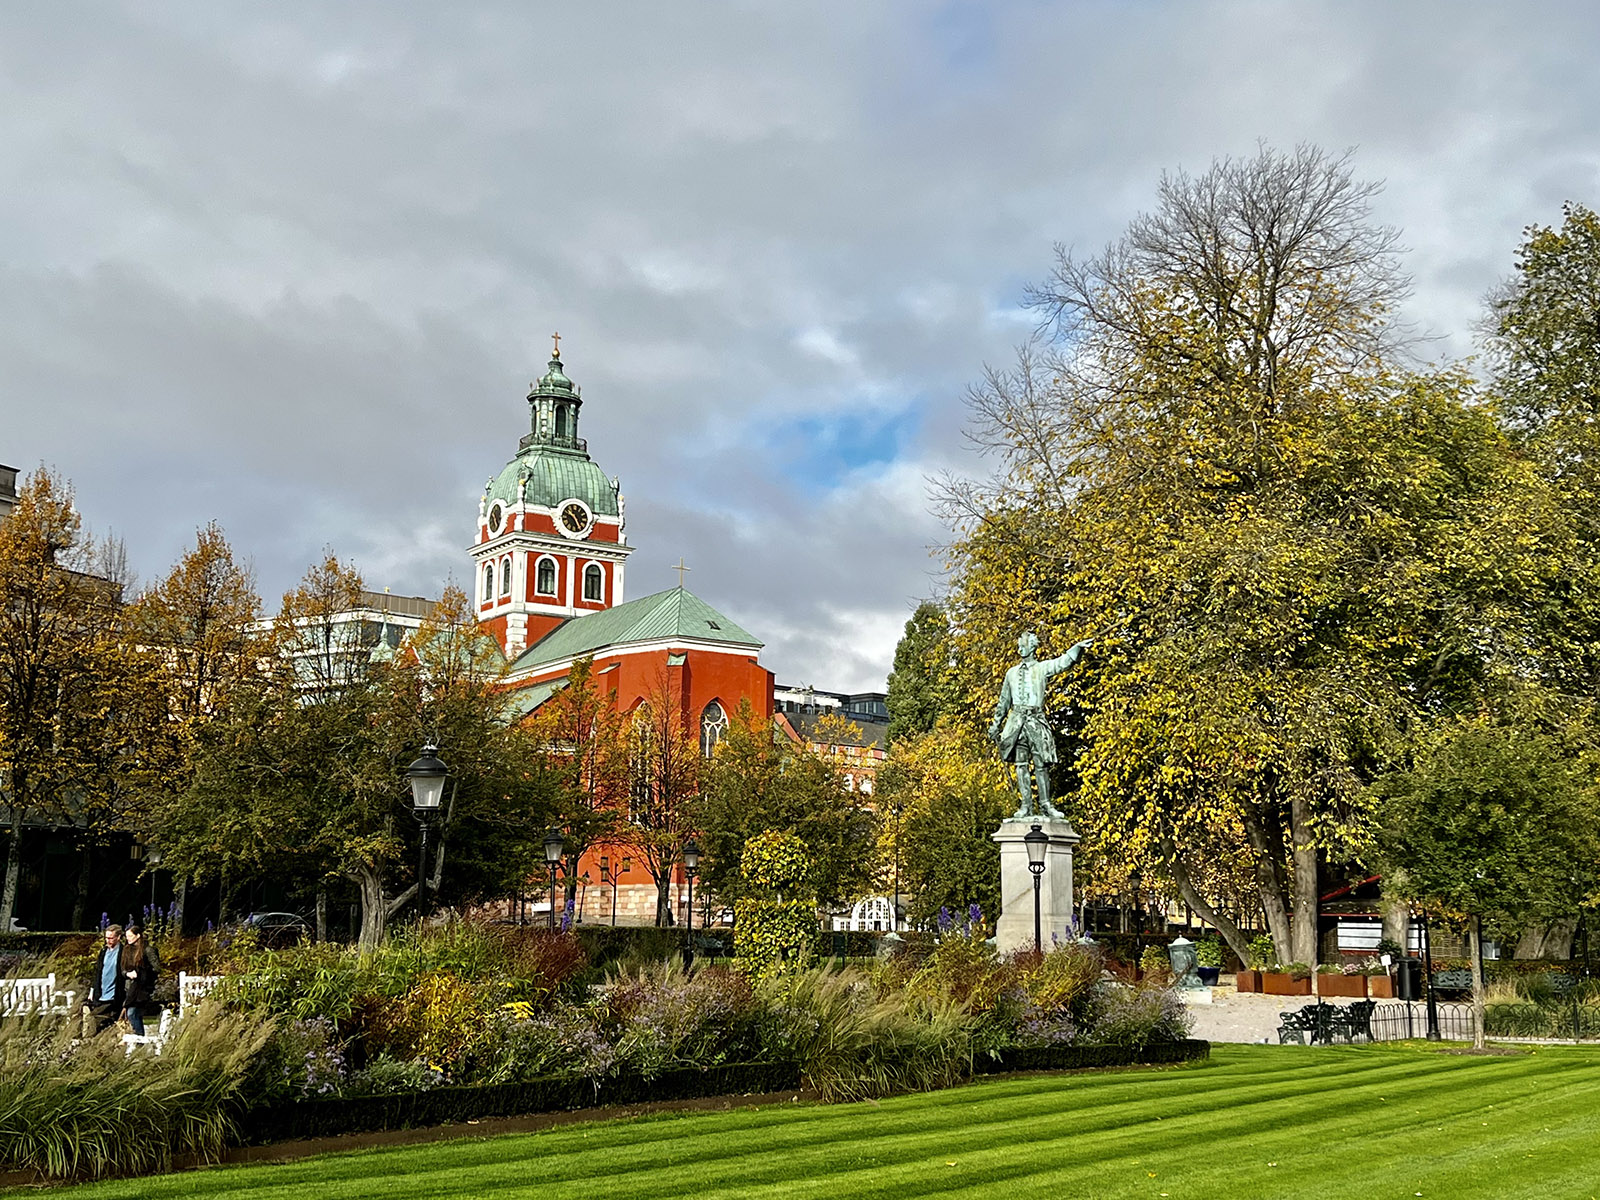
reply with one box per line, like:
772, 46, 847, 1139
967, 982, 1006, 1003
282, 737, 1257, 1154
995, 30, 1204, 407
992, 817, 1080, 954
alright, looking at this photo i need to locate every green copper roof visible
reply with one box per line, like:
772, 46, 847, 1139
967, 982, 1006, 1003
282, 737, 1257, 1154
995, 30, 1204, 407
486, 451, 619, 516
510, 587, 762, 673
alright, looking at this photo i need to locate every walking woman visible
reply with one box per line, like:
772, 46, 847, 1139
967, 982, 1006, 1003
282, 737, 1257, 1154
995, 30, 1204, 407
119, 922, 160, 1035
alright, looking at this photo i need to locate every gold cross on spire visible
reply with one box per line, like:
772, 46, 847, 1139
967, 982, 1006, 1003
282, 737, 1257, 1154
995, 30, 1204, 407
551, 331, 562, 358
673, 558, 691, 588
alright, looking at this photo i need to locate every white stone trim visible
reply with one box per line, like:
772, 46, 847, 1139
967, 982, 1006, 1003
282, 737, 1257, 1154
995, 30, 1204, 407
533, 553, 560, 597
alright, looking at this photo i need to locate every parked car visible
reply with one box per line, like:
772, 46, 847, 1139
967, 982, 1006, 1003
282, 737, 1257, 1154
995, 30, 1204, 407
240, 911, 312, 948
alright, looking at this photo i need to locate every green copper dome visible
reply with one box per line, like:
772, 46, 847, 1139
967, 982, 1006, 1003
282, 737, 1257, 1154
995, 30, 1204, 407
483, 350, 620, 517
485, 452, 619, 516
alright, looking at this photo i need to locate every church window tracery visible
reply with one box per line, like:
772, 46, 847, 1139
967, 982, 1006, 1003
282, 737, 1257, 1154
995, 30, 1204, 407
700, 700, 728, 757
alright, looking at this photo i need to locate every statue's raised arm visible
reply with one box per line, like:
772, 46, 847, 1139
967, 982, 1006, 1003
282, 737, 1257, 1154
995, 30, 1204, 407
990, 632, 1091, 821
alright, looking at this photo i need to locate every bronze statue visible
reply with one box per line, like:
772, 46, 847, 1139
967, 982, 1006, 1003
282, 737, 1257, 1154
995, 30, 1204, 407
989, 632, 1090, 820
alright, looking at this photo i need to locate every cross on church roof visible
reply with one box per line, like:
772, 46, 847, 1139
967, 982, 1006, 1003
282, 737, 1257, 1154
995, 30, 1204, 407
551, 331, 561, 358
673, 558, 691, 588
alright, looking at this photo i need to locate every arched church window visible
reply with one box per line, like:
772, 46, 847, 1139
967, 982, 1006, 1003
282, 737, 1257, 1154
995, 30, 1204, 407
700, 700, 728, 758
536, 557, 556, 595
555, 405, 570, 440
500, 557, 512, 596
482, 563, 494, 602
583, 563, 603, 602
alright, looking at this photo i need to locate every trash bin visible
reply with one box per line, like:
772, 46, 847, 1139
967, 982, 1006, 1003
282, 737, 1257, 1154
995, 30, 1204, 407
1395, 958, 1422, 1000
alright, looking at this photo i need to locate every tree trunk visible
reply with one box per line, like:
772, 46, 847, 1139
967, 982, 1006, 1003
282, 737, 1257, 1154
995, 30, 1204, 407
71, 840, 92, 930
315, 887, 327, 943
1241, 806, 1293, 964
174, 875, 188, 933
352, 864, 389, 951
0, 812, 23, 932
1288, 793, 1319, 966
1381, 895, 1410, 954
654, 874, 673, 927
1163, 835, 1251, 965
1468, 914, 1487, 1051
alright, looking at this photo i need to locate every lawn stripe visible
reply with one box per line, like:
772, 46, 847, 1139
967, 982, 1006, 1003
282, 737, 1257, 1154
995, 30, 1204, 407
37, 1045, 1600, 1200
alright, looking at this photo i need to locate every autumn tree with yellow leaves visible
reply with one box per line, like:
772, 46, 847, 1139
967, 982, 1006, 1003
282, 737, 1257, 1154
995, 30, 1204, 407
942, 146, 1567, 966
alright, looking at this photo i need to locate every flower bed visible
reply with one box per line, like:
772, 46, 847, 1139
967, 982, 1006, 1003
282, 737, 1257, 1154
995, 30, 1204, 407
7, 918, 1201, 1181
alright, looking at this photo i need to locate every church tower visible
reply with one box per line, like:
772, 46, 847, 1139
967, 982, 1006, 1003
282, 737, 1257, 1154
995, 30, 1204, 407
472, 339, 632, 657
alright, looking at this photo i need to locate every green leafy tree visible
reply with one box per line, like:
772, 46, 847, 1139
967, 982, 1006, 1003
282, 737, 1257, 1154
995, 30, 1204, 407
886, 601, 954, 745
943, 145, 1550, 967
876, 724, 1012, 929
696, 701, 878, 910
1378, 721, 1600, 1048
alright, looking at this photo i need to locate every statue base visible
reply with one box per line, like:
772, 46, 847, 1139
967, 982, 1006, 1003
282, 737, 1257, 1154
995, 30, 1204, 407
991, 817, 1080, 954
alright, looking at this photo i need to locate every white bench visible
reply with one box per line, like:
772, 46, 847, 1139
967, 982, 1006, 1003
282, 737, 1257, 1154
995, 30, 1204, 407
1, 974, 77, 1016
122, 971, 222, 1056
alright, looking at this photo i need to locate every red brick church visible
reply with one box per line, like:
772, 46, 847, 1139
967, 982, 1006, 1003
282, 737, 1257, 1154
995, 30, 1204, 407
471, 341, 773, 923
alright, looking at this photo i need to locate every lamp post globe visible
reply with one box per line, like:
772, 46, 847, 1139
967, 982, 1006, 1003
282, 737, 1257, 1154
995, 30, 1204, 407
403, 745, 448, 919
1024, 823, 1048, 954
543, 829, 565, 931
682, 839, 701, 969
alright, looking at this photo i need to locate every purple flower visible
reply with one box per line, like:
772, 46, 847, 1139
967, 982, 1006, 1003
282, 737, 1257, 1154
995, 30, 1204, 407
937, 906, 953, 932
99, 912, 109, 930
968, 903, 983, 927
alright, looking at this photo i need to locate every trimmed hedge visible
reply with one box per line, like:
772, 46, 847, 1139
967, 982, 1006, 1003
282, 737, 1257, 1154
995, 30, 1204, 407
241, 1040, 1211, 1145
243, 1061, 803, 1144
975, 1039, 1211, 1075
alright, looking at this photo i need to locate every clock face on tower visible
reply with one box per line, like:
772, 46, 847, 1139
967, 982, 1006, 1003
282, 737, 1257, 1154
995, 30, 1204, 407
558, 500, 593, 538
487, 502, 504, 535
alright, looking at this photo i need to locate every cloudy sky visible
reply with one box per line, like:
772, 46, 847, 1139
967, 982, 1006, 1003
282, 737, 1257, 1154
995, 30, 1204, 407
3, 3, 1597, 691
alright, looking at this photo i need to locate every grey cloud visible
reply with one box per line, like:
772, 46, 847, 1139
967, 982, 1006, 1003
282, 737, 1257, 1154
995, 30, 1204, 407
3, 1, 1599, 692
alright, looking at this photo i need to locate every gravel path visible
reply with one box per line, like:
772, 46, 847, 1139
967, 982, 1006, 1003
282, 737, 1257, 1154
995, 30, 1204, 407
1183, 987, 1433, 1044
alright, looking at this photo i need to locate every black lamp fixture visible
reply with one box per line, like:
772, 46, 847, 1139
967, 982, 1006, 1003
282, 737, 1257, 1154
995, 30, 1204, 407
404, 745, 449, 917
682, 838, 701, 968
1024, 823, 1049, 954
543, 828, 565, 931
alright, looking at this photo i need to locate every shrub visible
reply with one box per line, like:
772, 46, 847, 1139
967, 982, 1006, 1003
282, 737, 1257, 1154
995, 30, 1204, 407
1138, 945, 1172, 987
1081, 985, 1193, 1049
1194, 937, 1223, 969
1247, 935, 1276, 971
598, 961, 764, 1078
244, 1017, 346, 1106
1284, 962, 1313, 981
212, 940, 366, 1023
905, 927, 1011, 1014
343, 1053, 445, 1097
734, 831, 818, 977
368, 971, 508, 1077
1317, 962, 1345, 975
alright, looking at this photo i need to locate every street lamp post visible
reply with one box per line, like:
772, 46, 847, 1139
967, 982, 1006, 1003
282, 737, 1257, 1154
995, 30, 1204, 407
543, 829, 565, 931
682, 839, 700, 969
403, 746, 448, 919
1024, 823, 1048, 955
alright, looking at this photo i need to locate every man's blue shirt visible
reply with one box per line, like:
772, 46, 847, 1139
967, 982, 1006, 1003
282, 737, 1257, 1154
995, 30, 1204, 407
99, 946, 118, 999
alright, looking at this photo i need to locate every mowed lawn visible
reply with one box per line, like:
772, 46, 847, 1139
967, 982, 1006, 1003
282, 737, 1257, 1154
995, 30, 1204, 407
41, 1043, 1600, 1200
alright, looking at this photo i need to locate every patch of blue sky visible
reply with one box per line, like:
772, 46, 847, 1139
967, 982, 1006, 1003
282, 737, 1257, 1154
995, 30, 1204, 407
766, 402, 924, 494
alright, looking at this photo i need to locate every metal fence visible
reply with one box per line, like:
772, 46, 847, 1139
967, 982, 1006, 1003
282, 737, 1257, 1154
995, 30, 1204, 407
1368, 1001, 1476, 1042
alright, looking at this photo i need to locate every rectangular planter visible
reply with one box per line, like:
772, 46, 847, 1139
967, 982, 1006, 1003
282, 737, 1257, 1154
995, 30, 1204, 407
1261, 972, 1312, 996
1235, 969, 1262, 993
1316, 973, 1367, 998
1367, 975, 1395, 999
